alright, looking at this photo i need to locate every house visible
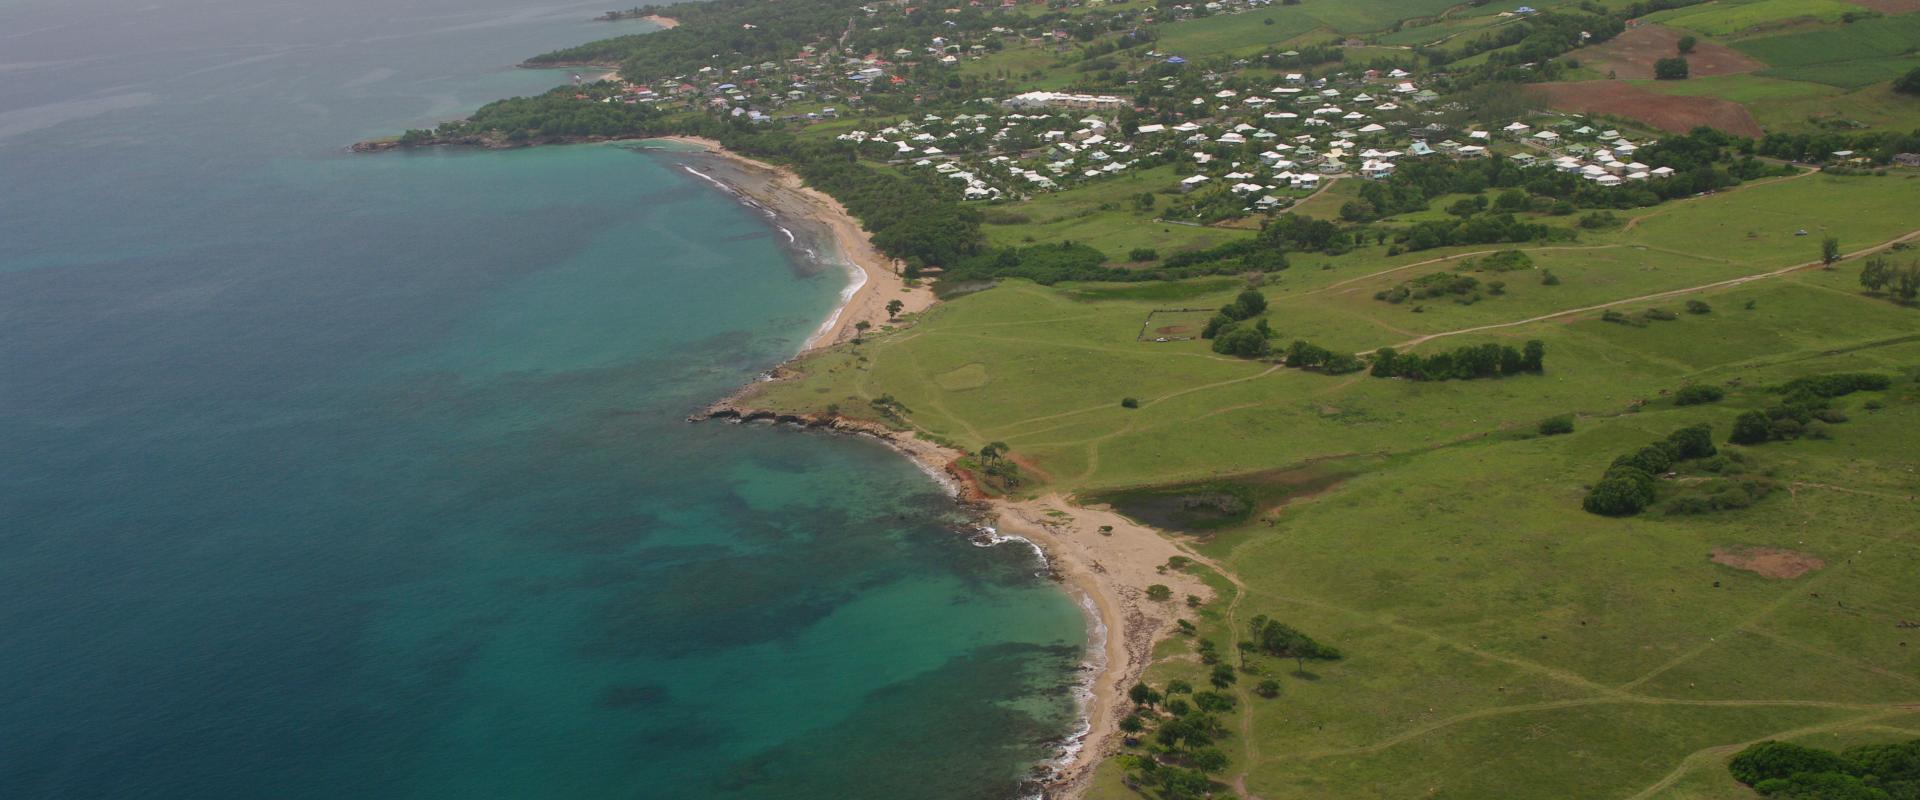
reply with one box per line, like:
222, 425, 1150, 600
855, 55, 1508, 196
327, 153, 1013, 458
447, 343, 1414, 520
1179, 174, 1212, 192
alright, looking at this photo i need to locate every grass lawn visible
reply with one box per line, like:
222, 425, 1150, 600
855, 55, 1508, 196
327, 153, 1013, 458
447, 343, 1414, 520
1735, 14, 1920, 88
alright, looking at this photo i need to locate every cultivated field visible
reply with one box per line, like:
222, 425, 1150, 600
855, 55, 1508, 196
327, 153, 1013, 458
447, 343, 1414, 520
1735, 14, 1920, 88
1574, 24, 1764, 80
1529, 80, 1767, 136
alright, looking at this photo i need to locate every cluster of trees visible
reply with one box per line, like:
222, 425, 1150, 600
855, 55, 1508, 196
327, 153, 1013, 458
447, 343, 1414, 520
1755, 128, 1920, 165
1729, 737, 1920, 800
1899, 67, 1920, 96
1374, 271, 1491, 305
1247, 615, 1342, 674
1860, 255, 1920, 304
1582, 423, 1717, 516
1281, 340, 1365, 373
944, 241, 1123, 284
1200, 290, 1274, 358
1367, 340, 1545, 381
1653, 56, 1689, 80
1257, 213, 1355, 255
1118, 680, 1235, 800
1729, 372, 1890, 444
411, 84, 660, 144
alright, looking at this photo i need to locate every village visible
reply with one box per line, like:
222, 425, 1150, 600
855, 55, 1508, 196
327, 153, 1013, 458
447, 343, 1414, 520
578, 0, 1676, 223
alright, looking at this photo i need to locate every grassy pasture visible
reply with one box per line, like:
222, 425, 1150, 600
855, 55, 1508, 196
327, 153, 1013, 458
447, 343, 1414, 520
1735, 14, 1920, 87
980, 163, 1255, 257
1647, 0, 1870, 37
1154, 10, 1326, 58
745, 165, 1920, 797
1634, 73, 1920, 132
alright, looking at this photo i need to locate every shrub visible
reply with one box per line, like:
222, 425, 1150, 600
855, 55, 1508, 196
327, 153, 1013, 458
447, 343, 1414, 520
1541, 270, 1561, 286
1539, 414, 1575, 435
1584, 470, 1654, 516
1254, 679, 1281, 698
1129, 247, 1160, 262
1666, 423, 1718, 460
1673, 384, 1725, 406
1729, 741, 1851, 786
1146, 584, 1173, 601
1685, 299, 1711, 314
1654, 56, 1689, 80
1121, 397, 1140, 408
1730, 410, 1773, 444
1643, 307, 1678, 322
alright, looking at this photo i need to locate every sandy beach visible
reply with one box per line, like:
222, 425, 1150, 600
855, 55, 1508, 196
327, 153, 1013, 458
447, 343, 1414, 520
640, 14, 678, 29
643, 136, 934, 351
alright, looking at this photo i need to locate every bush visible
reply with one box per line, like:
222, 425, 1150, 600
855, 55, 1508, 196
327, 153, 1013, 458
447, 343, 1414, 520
1643, 307, 1678, 322
1673, 384, 1725, 405
1730, 410, 1773, 444
1129, 247, 1160, 262
1539, 414, 1575, 436
1685, 299, 1712, 314
1121, 397, 1140, 409
1667, 423, 1718, 460
1254, 679, 1281, 698
1654, 56, 1689, 80
1729, 741, 1852, 786
1541, 270, 1562, 286
1146, 584, 1173, 601
1584, 471, 1654, 516
1897, 66, 1920, 95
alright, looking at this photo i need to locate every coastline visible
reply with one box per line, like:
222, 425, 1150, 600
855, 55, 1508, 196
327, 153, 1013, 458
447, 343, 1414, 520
690, 406, 1209, 798
640, 136, 934, 352
670, 136, 1199, 798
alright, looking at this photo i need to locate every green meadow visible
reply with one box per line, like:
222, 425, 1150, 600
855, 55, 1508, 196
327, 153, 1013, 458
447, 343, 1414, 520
1646, 0, 1870, 37
1735, 14, 1920, 88
745, 169, 1920, 797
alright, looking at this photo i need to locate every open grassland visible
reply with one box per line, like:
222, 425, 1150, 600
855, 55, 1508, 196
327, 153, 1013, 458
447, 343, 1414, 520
741, 167, 1920, 797
1154, 10, 1326, 58
1646, 0, 1872, 37
1735, 14, 1920, 87
748, 174, 1920, 489
979, 163, 1256, 256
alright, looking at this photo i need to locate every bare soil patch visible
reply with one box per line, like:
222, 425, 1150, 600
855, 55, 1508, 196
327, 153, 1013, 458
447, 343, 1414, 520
1528, 81, 1766, 137
1710, 546, 1825, 579
1155, 324, 1192, 335
1578, 24, 1765, 79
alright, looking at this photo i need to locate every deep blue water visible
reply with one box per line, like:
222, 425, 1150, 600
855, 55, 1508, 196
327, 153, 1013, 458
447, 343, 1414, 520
0, 2, 1087, 798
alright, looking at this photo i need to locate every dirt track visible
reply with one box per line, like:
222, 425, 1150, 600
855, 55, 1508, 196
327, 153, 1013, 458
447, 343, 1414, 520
1577, 24, 1765, 80
1528, 81, 1766, 137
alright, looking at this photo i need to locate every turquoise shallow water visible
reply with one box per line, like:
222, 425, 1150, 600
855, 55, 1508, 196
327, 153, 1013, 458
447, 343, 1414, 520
0, 2, 1087, 798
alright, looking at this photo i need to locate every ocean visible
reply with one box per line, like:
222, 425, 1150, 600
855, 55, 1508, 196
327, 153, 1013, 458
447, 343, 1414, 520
0, 2, 1088, 798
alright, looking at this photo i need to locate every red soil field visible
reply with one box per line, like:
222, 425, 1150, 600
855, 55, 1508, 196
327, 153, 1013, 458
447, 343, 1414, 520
1528, 81, 1766, 137
1577, 24, 1765, 80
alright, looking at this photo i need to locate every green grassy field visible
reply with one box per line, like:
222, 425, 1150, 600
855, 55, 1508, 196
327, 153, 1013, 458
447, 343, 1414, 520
1646, 0, 1870, 37
979, 163, 1256, 256
1154, 10, 1326, 58
1735, 14, 1920, 88
743, 170, 1920, 797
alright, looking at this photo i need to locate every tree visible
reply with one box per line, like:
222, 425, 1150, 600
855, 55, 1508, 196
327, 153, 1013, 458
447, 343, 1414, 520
1211, 326, 1272, 358
1539, 414, 1575, 436
1166, 679, 1194, 695
1128, 682, 1161, 707
1654, 57, 1689, 80
1729, 741, 1852, 786
885, 299, 904, 319
1208, 663, 1237, 689
1147, 584, 1173, 601
1188, 748, 1230, 774
979, 441, 1009, 461
1896, 66, 1920, 95
853, 320, 871, 339
1685, 299, 1712, 314
1521, 339, 1546, 372
1254, 679, 1281, 698
1667, 423, 1718, 460
1583, 469, 1654, 516
1822, 236, 1842, 269
1676, 34, 1697, 54
1730, 410, 1773, 444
